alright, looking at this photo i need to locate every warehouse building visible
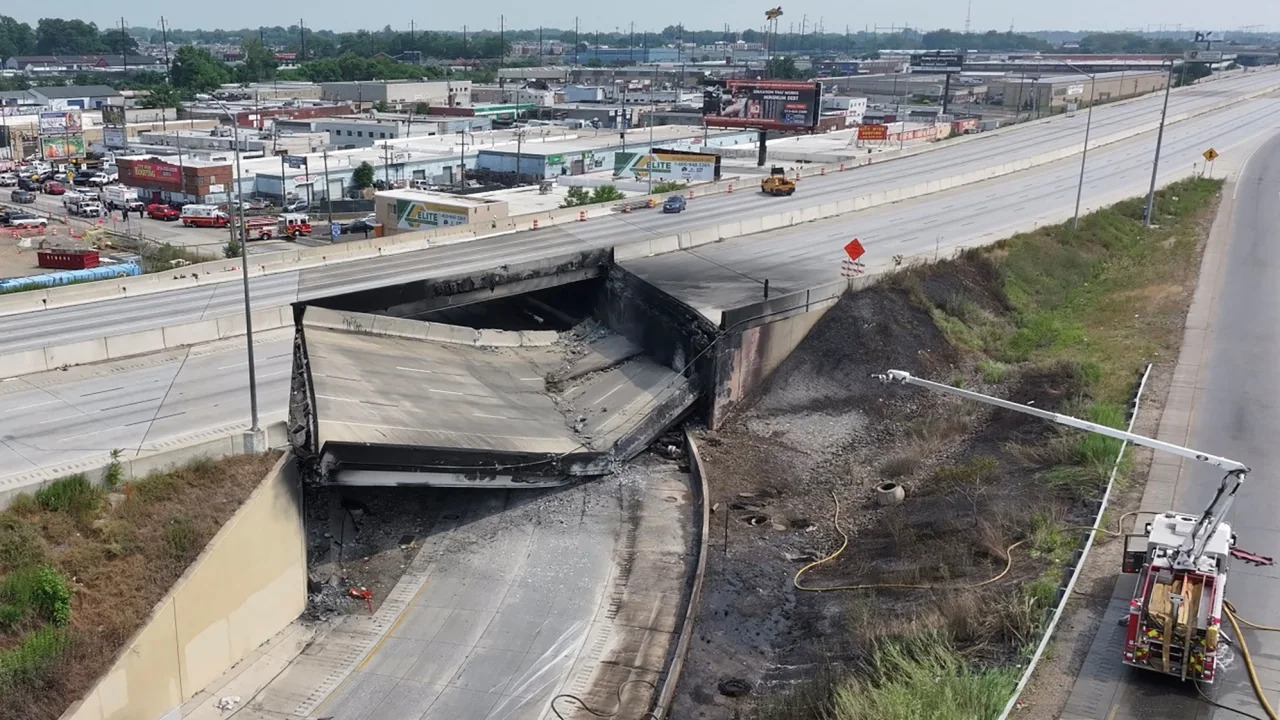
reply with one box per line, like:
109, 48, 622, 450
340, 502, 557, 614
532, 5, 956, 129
374, 188, 509, 235
319, 80, 472, 108
996, 70, 1169, 113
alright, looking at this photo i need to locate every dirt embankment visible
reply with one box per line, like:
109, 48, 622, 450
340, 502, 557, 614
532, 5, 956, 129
673, 178, 1221, 720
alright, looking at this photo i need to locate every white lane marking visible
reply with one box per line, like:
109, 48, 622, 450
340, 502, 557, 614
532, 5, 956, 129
428, 388, 464, 396
38, 414, 82, 425
474, 413, 508, 420
7, 399, 62, 413
396, 366, 433, 374
57, 426, 127, 443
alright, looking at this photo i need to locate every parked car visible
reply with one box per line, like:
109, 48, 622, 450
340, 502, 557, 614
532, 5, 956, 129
17, 177, 40, 191
282, 197, 309, 213
9, 189, 36, 204
72, 172, 97, 186
6, 212, 48, 228
51, 171, 71, 184
146, 203, 180, 221
0, 173, 16, 187
344, 218, 379, 234
86, 173, 114, 186
662, 195, 687, 213
42, 180, 66, 195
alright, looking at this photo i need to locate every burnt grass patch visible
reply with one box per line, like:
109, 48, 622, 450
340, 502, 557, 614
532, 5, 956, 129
674, 178, 1222, 720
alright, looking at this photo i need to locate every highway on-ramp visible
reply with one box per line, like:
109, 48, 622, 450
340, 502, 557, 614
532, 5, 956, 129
2, 70, 1278, 356
1061, 132, 1280, 720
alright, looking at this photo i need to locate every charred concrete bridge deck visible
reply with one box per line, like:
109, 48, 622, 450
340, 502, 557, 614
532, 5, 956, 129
290, 307, 696, 487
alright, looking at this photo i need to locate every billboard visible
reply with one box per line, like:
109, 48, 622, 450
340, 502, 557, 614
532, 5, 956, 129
393, 199, 469, 230
41, 135, 86, 159
103, 127, 127, 149
614, 149, 720, 183
1184, 50, 1224, 62
857, 124, 889, 141
38, 110, 83, 136
910, 51, 965, 73
702, 80, 822, 131
100, 105, 126, 126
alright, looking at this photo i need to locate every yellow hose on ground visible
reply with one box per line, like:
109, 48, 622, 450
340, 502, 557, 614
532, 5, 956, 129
1224, 602, 1280, 720
793, 491, 1028, 592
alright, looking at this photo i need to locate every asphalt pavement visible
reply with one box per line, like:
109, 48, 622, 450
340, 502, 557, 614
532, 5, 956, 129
1061, 131, 1280, 720
3, 70, 1279, 358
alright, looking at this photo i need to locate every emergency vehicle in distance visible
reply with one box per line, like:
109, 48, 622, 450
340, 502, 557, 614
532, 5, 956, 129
242, 213, 313, 241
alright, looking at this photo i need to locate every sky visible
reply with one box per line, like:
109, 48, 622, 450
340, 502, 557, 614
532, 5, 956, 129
6, 0, 1278, 36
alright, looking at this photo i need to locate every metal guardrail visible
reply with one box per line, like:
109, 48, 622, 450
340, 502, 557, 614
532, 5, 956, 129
996, 362, 1154, 719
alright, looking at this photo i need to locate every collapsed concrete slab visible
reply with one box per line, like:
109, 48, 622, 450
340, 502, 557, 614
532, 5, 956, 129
289, 307, 696, 487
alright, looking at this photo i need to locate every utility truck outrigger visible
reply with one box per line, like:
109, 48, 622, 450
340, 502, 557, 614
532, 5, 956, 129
874, 369, 1265, 683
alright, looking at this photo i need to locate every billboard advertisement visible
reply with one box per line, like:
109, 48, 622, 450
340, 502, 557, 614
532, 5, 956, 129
41, 136, 86, 159
38, 110, 84, 136
910, 51, 965, 73
103, 127, 127, 149
702, 80, 822, 131
857, 124, 889, 141
100, 105, 126, 126
393, 199, 469, 231
614, 148, 720, 182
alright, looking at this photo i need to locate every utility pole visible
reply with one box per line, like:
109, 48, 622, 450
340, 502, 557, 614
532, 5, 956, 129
299, 19, 305, 62
964, 0, 972, 35
574, 17, 579, 65
630, 22, 635, 64
382, 142, 390, 188
1143, 61, 1175, 227
458, 132, 468, 189
322, 147, 332, 224
120, 18, 128, 74
463, 25, 468, 56
410, 20, 415, 42
160, 17, 170, 82
515, 128, 524, 184
500, 15, 505, 63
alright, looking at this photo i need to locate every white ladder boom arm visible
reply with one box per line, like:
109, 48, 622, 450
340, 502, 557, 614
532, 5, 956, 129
874, 370, 1250, 475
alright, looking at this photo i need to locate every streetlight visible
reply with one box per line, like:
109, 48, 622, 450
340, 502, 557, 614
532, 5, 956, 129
1060, 60, 1097, 231
1143, 59, 1176, 228
212, 99, 260, 448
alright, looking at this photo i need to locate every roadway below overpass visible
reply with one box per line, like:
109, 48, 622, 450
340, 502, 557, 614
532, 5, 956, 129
2, 69, 1279, 359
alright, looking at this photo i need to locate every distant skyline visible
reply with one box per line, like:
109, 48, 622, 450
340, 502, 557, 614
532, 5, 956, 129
4, 1, 1277, 37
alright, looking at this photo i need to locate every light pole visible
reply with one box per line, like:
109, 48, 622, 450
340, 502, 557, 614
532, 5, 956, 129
1061, 60, 1097, 230
1143, 60, 1176, 228
212, 100, 260, 445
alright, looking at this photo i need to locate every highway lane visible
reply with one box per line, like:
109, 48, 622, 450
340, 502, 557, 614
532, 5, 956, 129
5, 96, 1278, 479
0, 329, 291, 481
2, 70, 1278, 355
624, 96, 1280, 316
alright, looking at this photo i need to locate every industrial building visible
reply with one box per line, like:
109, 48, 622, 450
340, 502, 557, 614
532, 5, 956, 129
374, 188, 509, 235
318, 80, 473, 108
820, 74, 987, 104
308, 114, 492, 148
996, 70, 1170, 113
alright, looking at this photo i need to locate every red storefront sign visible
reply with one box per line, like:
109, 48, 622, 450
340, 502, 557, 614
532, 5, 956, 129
131, 160, 181, 183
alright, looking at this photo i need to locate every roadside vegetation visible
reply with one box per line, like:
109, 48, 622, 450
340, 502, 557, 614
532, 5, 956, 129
689, 178, 1222, 719
0, 453, 280, 720
560, 184, 626, 208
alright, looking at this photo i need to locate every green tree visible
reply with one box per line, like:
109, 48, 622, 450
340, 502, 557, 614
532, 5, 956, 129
0, 15, 36, 62
1176, 63, 1213, 87
652, 180, 686, 193
589, 185, 625, 203
560, 186, 590, 207
139, 83, 182, 109
237, 37, 278, 83
224, 238, 243, 259
372, 100, 390, 112
34, 18, 103, 55
352, 161, 375, 188
413, 101, 431, 114
766, 56, 803, 79
99, 27, 138, 55
585, 57, 604, 68
170, 46, 229, 92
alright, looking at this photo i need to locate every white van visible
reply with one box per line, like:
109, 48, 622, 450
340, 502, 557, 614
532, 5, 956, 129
103, 185, 143, 211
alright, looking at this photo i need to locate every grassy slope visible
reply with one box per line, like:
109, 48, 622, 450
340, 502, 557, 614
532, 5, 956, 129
808, 178, 1222, 720
0, 453, 281, 719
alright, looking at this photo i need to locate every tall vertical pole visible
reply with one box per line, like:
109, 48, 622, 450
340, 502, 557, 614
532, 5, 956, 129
216, 101, 258, 441
120, 18, 128, 74
1143, 61, 1174, 227
299, 19, 305, 61
500, 15, 504, 63
322, 148, 332, 223
649, 62, 656, 195
515, 129, 522, 184
1072, 73, 1096, 230
279, 154, 286, 204
160, 17, 170, 83
574, 18, 579, 65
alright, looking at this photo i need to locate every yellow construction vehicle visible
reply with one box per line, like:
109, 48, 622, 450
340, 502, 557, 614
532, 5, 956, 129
760, 167, 796, 196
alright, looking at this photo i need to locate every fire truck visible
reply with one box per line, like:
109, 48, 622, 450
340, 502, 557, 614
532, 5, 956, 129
875, 369, 1268, 684
241, 214, 314, 241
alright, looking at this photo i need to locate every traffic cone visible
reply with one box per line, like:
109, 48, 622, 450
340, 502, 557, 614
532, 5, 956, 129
578, 210, 586, 222
728, 184, 734, 194
532, 218, 540, 230
840, 163, 846, 171
688, 189, 695, 199
647, 198, 656, 208
820, 166, 826, 175
623, 204, 631, 213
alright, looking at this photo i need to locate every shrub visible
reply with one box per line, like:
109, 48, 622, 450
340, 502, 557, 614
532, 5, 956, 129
0, 565, 72, 627
0, 627, 70, 692
163, 516, 198, 563
0, 517, 46, 572
35, 474, 102, 516
130, 470, 181, 504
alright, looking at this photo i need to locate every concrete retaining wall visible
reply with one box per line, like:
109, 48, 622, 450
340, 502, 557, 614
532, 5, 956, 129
0, 422, 289, 510
61, 454, 306, 720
